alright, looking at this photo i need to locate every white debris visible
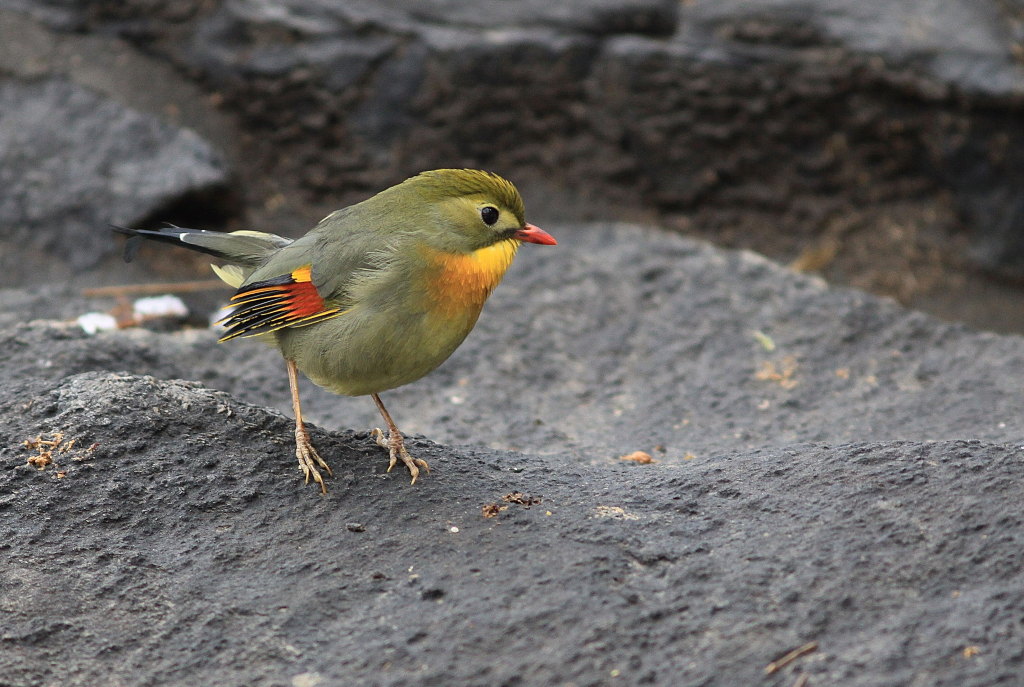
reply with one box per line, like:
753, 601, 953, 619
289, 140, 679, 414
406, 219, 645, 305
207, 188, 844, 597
132, 295, 188, 320
77, 312, 118, 335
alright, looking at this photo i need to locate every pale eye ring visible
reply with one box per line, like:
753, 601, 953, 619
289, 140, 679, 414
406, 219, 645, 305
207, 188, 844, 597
480, 206, 499, 225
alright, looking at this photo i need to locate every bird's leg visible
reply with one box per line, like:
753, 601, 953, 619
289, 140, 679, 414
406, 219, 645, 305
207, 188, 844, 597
370, 393, 430, 484
286, 359, 332, 493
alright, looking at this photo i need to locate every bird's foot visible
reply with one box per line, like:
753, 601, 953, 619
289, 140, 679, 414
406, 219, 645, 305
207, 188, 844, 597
371, 427, 430, 484
295, 426, 332, 494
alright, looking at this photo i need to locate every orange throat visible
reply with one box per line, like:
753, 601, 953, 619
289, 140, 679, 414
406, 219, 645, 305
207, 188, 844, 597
423, 239, 520, 319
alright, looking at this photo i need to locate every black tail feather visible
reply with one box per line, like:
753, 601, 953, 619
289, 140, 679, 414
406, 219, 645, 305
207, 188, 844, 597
110, 224, 232, 263
110, 224, 147, 263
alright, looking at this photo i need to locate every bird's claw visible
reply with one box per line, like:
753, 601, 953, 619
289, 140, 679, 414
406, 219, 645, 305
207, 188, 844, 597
295, 427, 332, 494
372, 427, 430, 484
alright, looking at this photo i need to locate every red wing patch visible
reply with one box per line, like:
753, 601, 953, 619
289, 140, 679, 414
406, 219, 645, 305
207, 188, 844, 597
217, 265, 343, 342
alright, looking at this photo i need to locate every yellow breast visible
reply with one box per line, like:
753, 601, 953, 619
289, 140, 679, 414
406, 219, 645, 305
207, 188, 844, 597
422, 239, 520, 318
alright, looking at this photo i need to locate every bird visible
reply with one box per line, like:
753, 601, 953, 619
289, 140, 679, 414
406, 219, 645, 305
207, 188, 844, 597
115, 169, 556, 493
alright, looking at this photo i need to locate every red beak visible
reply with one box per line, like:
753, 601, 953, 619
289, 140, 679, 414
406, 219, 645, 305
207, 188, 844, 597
513, 223, 557, 245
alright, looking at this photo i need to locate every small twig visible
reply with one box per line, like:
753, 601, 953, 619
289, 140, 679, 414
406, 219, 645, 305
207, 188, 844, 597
81, 280, 226, 297
792, 673, 810, 687
765, 641, 818, 674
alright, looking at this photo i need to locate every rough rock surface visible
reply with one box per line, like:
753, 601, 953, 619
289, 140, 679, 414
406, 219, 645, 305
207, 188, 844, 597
3, 223, 1024, 686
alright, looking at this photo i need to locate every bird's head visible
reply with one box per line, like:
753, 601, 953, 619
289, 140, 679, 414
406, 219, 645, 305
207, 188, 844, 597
402, 169, 556, 253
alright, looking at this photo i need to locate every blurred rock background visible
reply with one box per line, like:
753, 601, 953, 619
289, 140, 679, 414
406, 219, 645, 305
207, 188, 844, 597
2, 0, 1024, 331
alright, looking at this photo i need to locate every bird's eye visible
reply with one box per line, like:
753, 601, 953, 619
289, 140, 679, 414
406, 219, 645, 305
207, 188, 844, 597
480, 206, 499, 226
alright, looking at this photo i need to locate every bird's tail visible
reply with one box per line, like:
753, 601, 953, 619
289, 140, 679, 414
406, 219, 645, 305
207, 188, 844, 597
113, 225, 293, 286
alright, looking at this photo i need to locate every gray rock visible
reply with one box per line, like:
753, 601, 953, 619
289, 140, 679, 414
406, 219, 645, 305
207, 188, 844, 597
1, 380, 1022, 685
397, 0, 678, 36
0, 78, 228, 276
2, 223, 1024, 684
0, 0, 83, 31
682, 0, 1024, 97
673, 0, 1024, 274
188, 2, 399, 86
